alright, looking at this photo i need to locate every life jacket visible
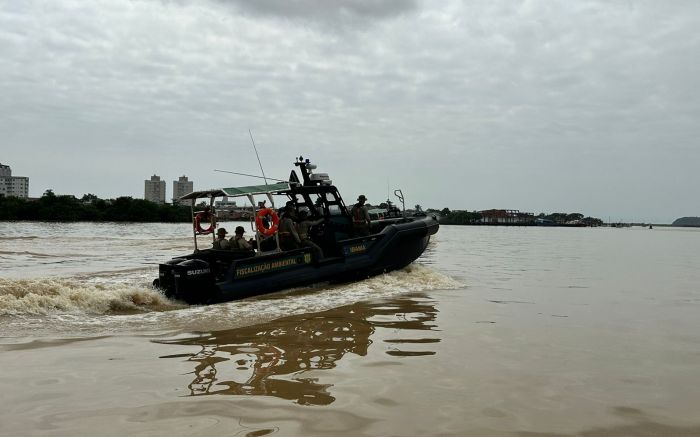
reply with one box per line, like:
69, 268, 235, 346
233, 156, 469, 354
278, 217, 295, 237
231, 236, 246, 249
352, 204, 367, 223
213, 238, 228, 250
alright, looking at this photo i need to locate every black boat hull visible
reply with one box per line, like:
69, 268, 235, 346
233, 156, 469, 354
156, 215, 438, 304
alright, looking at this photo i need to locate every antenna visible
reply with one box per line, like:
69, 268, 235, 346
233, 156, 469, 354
214, 169, 286, 182
249, 129, 268, 185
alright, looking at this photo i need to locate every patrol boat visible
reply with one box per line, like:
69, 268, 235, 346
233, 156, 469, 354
153, 157, 439, 304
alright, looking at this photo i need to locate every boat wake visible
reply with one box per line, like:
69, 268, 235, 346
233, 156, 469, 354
0, 265, 462, 337
0, 277, 179, 316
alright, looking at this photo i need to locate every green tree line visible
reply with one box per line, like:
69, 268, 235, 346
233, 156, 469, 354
433, 208, 604, 226
435, 209, 483, 225
0, 191, 191, 222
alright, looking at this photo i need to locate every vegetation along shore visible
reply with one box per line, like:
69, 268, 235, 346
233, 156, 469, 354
0, 191, 190, 222
2, 191, 694, 227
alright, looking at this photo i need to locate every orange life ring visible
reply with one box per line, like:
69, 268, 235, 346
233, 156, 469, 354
255, 208, 279, 237
194, 211, 216, 234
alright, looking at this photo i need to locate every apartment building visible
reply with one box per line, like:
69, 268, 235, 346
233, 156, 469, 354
144, 175, 166, 204
172, 176, 193, 206
0, 163, 29, 198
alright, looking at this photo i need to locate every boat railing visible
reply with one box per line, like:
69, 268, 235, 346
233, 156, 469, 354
180, 183, 291, 256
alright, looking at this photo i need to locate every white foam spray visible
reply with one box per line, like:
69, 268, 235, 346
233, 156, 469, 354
0, 265, 462, 336
0, 277, 178, 316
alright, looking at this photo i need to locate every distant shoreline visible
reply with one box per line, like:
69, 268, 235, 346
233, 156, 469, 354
0, 219, 686, 227
0, 193, 686, 226
439, 223, 680, 227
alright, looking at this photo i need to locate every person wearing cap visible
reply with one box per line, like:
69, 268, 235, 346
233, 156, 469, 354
230, 225, 253, 250
278, 200, 296, 220
212, 227, 231, 250
351, 195, 371, 236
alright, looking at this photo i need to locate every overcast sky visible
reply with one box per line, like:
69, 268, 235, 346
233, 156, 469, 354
1, 0, 698, 223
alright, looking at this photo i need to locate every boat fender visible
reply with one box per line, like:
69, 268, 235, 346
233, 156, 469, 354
194, 211, 216, 234
255, 208, 279, 237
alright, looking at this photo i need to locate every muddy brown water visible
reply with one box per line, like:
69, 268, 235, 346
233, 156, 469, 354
1, 222, 700, 436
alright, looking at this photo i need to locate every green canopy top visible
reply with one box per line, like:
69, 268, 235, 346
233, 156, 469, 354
179, 182, 290, 200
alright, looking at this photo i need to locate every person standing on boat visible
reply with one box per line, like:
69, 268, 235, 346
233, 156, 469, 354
230, 226, 253, 250
278, 200, 295, 220
278, 206, 301, 250
213, 228, 231, 250
351, 195, 371, 236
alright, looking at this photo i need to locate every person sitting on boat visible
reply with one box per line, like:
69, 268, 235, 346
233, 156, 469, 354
278, 206, 302, 251
213, 228, 231, 250
230, 225, 253, 250
297, 210, 324, 260
351, 195, 371, 236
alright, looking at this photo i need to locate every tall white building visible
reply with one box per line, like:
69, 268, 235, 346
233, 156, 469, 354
172, 175, 193, 205
0, 163, 29, 198
144, 175, 166, 204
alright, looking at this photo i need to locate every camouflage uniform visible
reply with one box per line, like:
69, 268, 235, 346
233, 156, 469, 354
351, 201, 371, 237
297, 216, 325, 260
230, 235, 252, 250
278, 215, 301, 251
212, 237, 231, 250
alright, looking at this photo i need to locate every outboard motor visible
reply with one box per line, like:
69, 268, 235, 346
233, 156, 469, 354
172, 259, 216, 304
155, 258, 185, 298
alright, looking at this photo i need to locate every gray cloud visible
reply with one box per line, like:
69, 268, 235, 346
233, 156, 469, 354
1, 0, 699, 222
212, 0, 418, 26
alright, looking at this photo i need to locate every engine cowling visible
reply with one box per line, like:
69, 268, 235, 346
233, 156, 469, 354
155, 258, 185, 298
172, 259, 216, 304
